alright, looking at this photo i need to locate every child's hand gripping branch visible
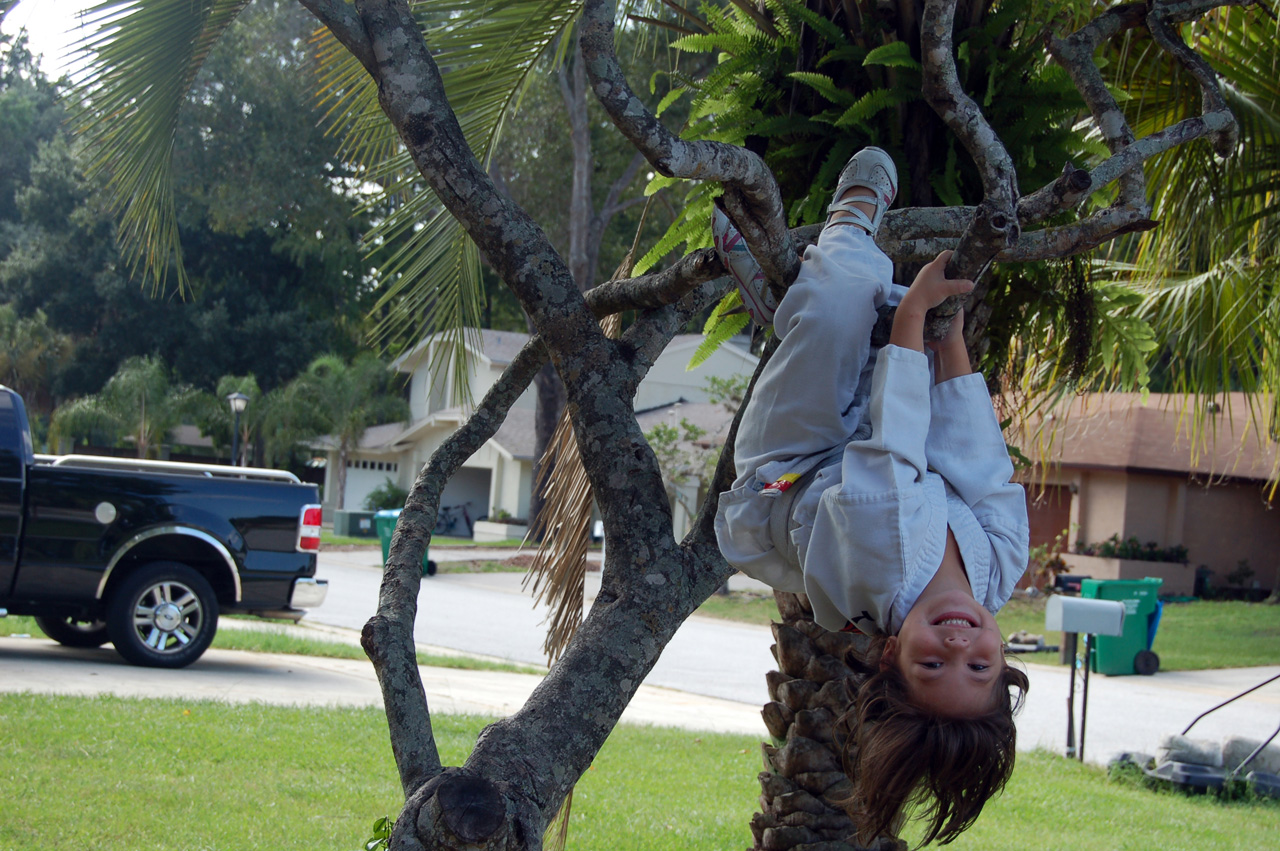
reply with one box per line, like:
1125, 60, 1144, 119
890, 250, 973, 357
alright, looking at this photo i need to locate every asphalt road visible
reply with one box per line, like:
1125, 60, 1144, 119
312, 548, 1280, 765
312, 547, 779, 706
2, 546, 1278, 763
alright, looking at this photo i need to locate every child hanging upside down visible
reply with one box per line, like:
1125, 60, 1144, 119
712, 147, 1030, 846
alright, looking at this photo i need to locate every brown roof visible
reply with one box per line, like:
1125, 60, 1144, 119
493, 407, 536, 460
1016, 392, 1279, 481
635, 401, 737, 447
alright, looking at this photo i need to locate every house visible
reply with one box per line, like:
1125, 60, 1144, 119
1014, 393, 1280, 595
318, 328, 757, 534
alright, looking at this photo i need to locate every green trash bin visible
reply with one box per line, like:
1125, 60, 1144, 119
374, 509, 436, 576
1081, 577, 1163, 675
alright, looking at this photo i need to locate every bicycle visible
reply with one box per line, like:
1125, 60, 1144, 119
433, 501, 474, 538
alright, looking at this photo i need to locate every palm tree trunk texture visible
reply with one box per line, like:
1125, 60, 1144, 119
754, 591, 905, 851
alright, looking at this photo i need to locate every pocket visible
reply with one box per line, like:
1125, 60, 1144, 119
715, 485, 774, 560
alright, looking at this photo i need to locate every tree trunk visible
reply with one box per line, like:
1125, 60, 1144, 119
753, 591, 906, 851
527, 350, 565, 526
333, 442, 348, 512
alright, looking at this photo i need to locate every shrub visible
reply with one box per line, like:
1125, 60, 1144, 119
1074, 534, 1189, 564
363, 478, 409, 511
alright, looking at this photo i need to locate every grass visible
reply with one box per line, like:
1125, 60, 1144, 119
1, 694, 1274, 851
0, 615, 545, 675
906, 749, 1279, 851
320, 531, 526, 548
695, 589, 780, 625
0, 695, 759, 851
994, 596, 1280, 671
436, 559, 528, 574
689, 589, 1280, 672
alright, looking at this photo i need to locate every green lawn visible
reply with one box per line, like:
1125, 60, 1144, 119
0, 694, 1274, 851
993, 596, 1280, 671
910, 750, 1279, 851
695, 589, 780, 625
695, 589, 1280, 672
0, 695, 759, 851
320, 531, 528, 548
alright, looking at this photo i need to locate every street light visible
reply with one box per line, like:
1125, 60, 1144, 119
226, 392, 249, 467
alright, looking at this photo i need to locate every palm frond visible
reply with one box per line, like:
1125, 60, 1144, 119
72, 0, 252, 295
1097, 8, 1280, 452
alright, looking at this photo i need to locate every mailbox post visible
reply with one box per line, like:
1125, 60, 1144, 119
1045, 595, 1126, 761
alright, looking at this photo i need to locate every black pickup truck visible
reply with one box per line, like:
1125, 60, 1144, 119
0, 387, 327, 668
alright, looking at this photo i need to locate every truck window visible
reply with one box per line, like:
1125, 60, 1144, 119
0, 392, 31, 479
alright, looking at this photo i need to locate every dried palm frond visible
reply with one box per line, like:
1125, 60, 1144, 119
523, 197, 651, 665
522, 310, 622, 663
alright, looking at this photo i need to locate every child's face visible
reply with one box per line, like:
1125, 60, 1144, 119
882, 589, 1005, 718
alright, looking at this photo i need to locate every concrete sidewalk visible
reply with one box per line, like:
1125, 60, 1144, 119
0, 630, 767, 736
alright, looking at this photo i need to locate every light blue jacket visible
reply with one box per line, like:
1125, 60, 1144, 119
715, 345, 1029, 634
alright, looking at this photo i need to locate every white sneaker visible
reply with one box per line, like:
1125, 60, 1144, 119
825, 146, 898, 236
712, 205, 776, 327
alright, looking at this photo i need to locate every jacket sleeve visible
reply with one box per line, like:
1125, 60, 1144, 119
925, 373, 1029, 611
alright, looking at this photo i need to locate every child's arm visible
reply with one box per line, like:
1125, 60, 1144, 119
927, 306, 972, 384
893, 252, 1026, 609
922, 309, 1029, 611
888, 251, 973, 354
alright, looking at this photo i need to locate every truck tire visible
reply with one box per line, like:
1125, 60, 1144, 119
106, 561, 219, 668
34, 615, 110, 648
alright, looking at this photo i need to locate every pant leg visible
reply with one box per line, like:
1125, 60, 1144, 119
733, 226, 894, 488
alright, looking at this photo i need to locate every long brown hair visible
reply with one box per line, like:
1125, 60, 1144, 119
839, 634, 1028, 846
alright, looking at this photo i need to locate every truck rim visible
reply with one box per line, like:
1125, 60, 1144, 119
131, 579, 206, 653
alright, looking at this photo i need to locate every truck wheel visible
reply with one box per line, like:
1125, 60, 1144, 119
34, 615, 110, 648
106, 562, 219, 668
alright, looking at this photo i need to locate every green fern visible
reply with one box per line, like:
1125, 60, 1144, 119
692, 294, 752, 369
863, 41, 920, 70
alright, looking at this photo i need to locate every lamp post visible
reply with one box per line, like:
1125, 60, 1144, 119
226, 392, 249, 467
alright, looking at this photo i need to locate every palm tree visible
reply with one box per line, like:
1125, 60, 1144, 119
50, 356, 200, 457
1102, 10, 1280, 438
268, 353, 408, 511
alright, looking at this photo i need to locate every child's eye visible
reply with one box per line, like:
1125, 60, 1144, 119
921, 662, 942, 669
969, 664, 990, 671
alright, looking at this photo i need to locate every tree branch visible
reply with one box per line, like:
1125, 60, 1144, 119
297, 0, 376, 73
919, 0, 1021, 342
364, 341, 549, 796
1048, 3, 1149, 207
1147, 0, 1238, 157
355, 0, 600, 358
578, 0, 800, 289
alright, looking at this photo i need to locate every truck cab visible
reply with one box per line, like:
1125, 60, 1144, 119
0, 386, 327, 667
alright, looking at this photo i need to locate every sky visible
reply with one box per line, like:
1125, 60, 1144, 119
2, 0, 96, 76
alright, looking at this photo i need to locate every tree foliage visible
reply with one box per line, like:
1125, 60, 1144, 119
267, 353, 409, 510
50, 356, 202, 457
0, 3, 373, 403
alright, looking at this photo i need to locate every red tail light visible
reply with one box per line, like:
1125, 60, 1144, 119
297, 504, 322, 552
